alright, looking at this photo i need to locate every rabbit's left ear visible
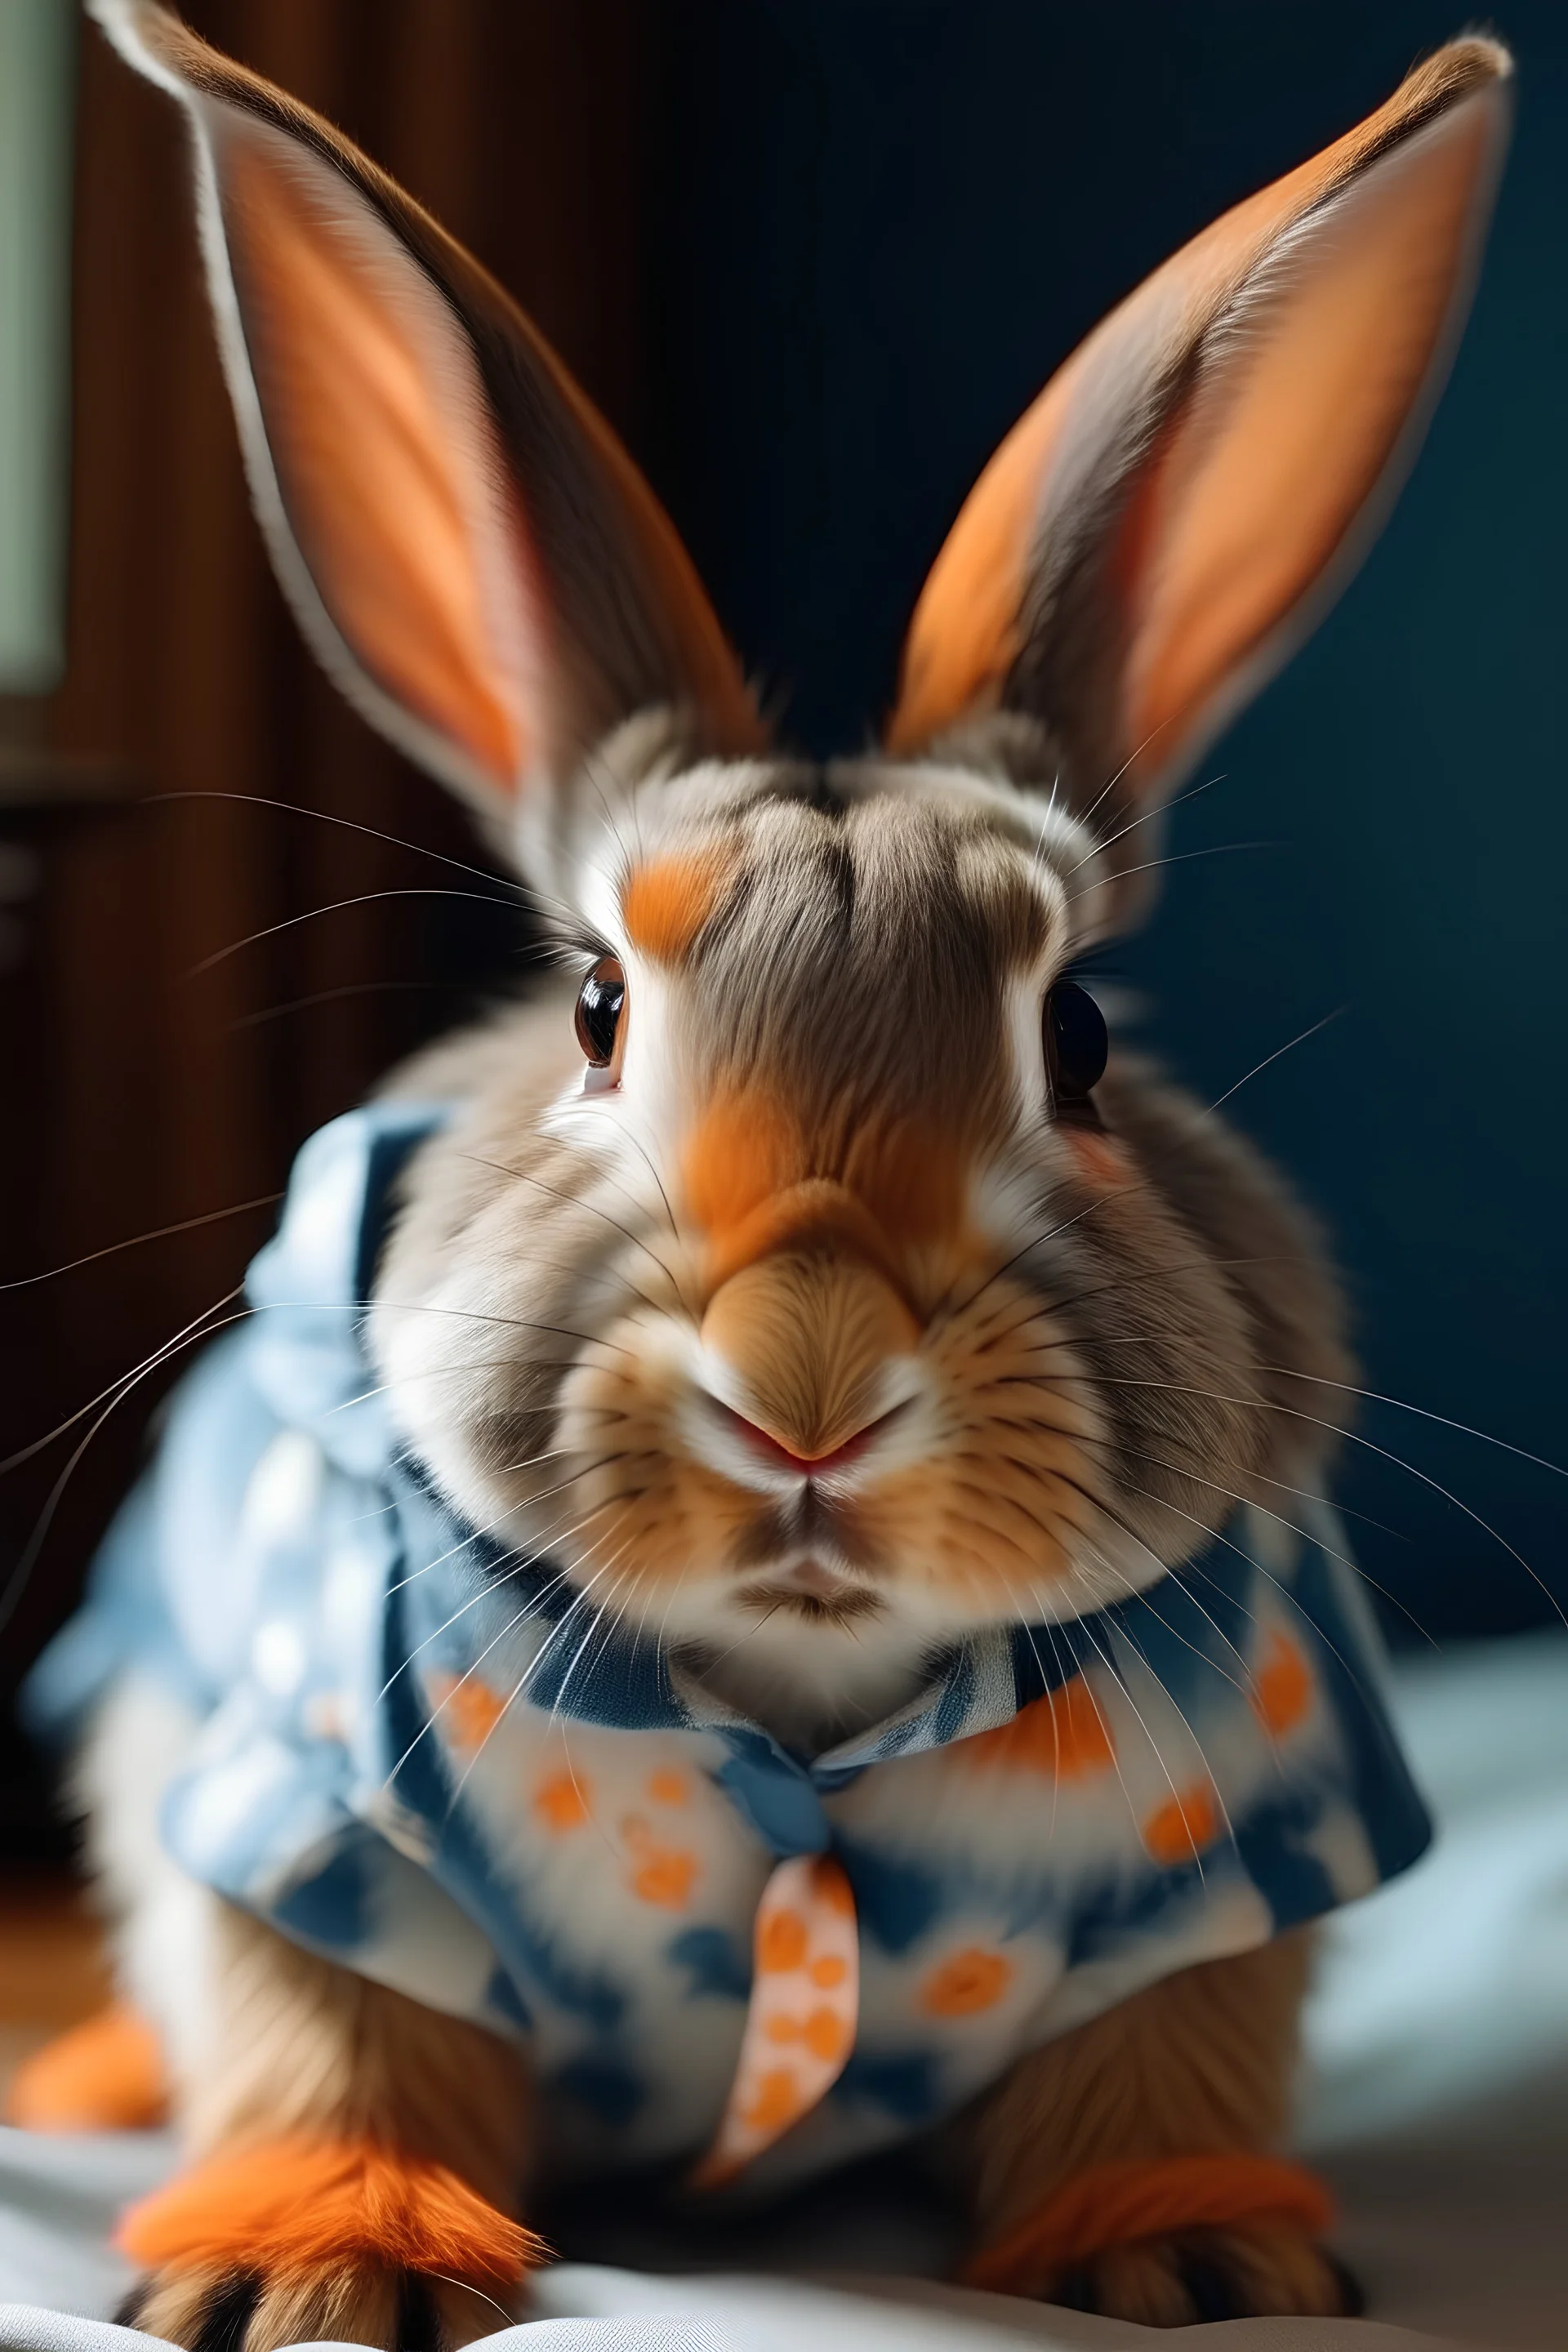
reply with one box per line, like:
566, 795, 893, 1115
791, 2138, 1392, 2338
888, 40, 1511, 863
90, 1, 761, 826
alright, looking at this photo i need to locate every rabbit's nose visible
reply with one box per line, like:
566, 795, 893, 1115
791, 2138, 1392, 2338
697, 1250, 919, 1470
702, 1395, 911, 1481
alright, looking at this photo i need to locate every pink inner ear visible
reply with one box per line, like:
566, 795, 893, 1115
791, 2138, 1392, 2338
220, 127, 532, 793
1124, 100, 1497, 786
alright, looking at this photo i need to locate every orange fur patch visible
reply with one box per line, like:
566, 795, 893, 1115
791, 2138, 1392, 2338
116, 2137, 542, 2284
681, 1089, 969, 1302
7, 2003, 167, 2132
962, 2153, 1335, 2294
956, 1678, 1116, 1779
621, 850, 734, 964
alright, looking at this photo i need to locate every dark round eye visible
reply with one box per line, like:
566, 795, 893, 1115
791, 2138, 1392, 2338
574, 956, 626, 1067
1044, 979, 1108, 1102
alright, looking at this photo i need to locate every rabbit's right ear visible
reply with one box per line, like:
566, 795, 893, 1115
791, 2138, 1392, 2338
90, 1, 761, 826
887, 39, 1511, 907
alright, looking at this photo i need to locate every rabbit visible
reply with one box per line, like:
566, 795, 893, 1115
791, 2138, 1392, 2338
13, 3, 1512, 2341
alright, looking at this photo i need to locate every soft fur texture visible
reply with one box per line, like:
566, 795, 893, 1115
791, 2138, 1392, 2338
64, 5, 1512, 2340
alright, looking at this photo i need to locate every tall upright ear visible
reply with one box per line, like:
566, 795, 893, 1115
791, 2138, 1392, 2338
90, 0, 761, 822
887, 39, 1511, 891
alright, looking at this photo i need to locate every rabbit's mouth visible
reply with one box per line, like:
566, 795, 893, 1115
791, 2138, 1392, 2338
733, 1557, 885, 1623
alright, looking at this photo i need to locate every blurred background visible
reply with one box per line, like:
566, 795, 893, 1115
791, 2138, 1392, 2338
0, 0, 1563, 1886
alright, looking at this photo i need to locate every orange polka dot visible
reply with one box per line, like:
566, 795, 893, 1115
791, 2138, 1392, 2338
631, 1849, 697, 1908
1252, 1633, 1314, 1737
921, 1948, 1013, 2017
1143, 1782, 1220, 1864
648, 1769, 689, 1806
758, 1908, 809, 1972
533, 1772, 591, 1832
956, 1678, 1116, 1779
428, 1673, 507, 1753
764, 2013, 801, 2044
808, 1953, 848, 1989
742, 2068, 804, 2132
802, 2007, 850, 2062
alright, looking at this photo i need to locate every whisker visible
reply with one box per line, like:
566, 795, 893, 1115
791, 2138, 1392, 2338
1072, 1600, 1222, 1878
457, 1155, 692, 1311
146, 789, 529, 898
1257, 1365, 1568, 1485
1064, 770, 1229, 879
0, 1197, 281, 1292
232, 979, 480, 1031
0, 1288, 246, 1475
1071, 1372, 1568, 1636
189, 888, 524, 978
0, 1287, 249, 1636
1205, 1009, 1346, 1116
1076, 1430, 1432, 1645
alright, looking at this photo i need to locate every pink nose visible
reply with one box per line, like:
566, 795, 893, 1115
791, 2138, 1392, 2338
711, 1399, 904, 1478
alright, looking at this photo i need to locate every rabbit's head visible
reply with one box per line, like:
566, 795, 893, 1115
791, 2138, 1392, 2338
100, 5, 1509, 1736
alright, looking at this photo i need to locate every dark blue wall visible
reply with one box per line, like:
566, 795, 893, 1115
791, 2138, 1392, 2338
645, 2, 1568, 1642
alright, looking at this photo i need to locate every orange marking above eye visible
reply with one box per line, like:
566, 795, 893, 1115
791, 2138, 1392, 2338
758, 1907, 809, 1972
1143, 1781, 1221, 1864
956, 1677, 1116, 1778
621, 849, 735, 963
534, 1772, 592, 1832
1252, 1631, 1314, 1735
921, 1948, 1014, 2017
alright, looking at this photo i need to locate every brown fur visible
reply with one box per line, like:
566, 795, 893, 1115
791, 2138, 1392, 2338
83, 11, 1511, 2338
125, 1904, 534, 2352
952, 1936, 1352, 2323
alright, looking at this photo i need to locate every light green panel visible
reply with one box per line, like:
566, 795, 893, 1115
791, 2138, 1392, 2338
0, 0, 76, 695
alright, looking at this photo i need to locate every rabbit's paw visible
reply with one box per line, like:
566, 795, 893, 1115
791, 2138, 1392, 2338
964, 2154, 1356, 2326
7, 2002, 168, 2131
119, 2261, 514, 2352
1049, 2222, 1361, 2326
114, 2137, 540, 2352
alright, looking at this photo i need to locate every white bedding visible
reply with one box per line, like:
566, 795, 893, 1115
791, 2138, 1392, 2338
3, 1633, 1566, 2352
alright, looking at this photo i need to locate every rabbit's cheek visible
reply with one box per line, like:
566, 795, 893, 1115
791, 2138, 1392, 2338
1062, 1126, 1134, 1191
550, 1338, 760, 1592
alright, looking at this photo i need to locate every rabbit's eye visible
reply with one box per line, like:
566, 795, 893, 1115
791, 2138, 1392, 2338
575, 956, 626, 1070
1044, 980, 1107, 1110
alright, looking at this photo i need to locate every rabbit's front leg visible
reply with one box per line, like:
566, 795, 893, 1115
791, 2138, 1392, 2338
117, 1902, 540, 2352
956, 1934, 1356, 2326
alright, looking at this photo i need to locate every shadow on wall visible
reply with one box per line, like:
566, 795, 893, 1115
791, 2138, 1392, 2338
642, 0, 1568, 1642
